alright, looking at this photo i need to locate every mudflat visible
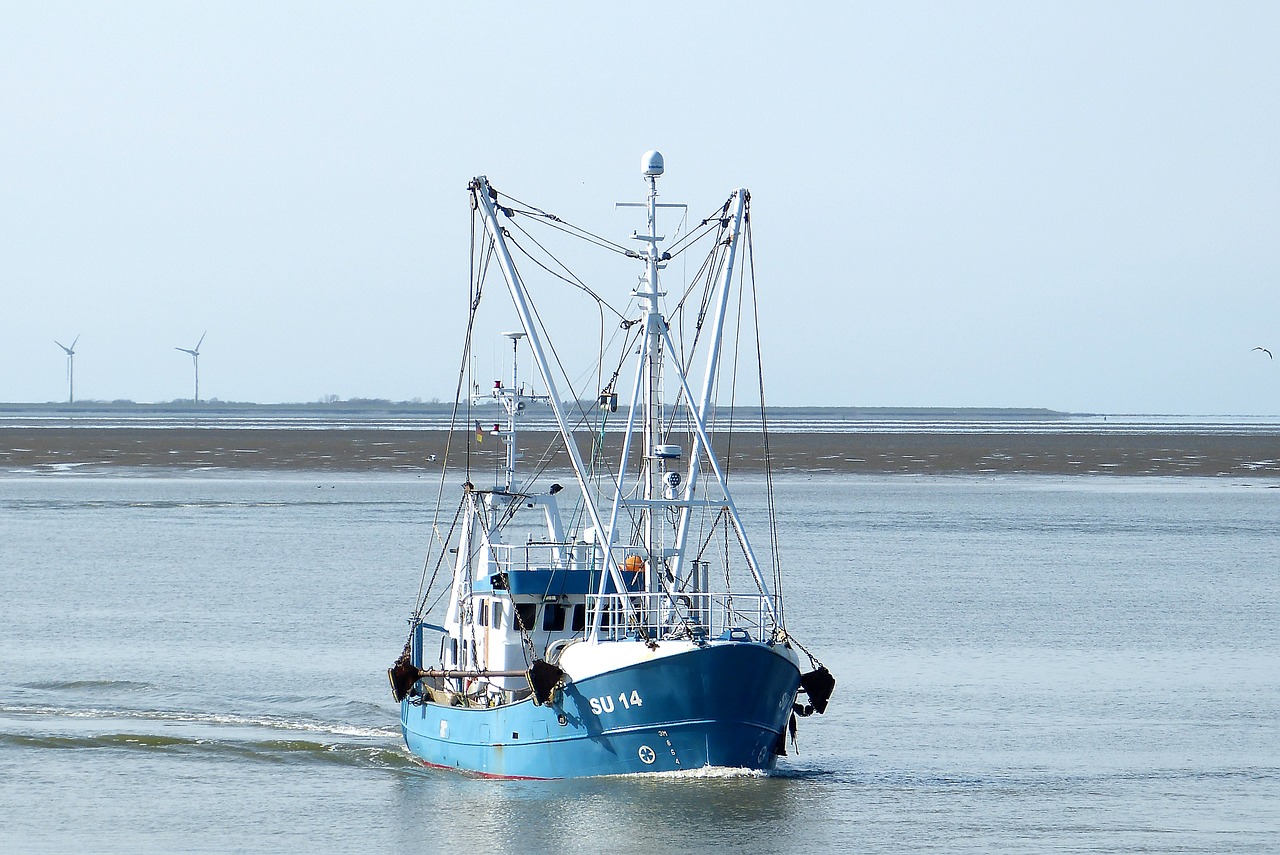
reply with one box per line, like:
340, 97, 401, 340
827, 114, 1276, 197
3, 428, 1278, 476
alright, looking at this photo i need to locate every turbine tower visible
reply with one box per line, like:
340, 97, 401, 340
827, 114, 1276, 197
176, 331, 206, 404
54, 335, 80, 404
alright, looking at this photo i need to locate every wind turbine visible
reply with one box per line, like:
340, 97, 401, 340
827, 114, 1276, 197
176, 331, 206, 403
54, 335, 80, 404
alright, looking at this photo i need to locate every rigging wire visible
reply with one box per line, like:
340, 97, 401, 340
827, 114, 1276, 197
438, 207, 647, 554
481, 245, 678, 643
412, 499, 467, 624
518, 320, 641, 501
408, 205, 491, 626
745, 213, 786, 627
662, 218, 731, 437
504, 219, 628, 321
714, 215, 747, 605
661, 197, 733, 260
513, 277, 647, 546
494, 190, 635, 256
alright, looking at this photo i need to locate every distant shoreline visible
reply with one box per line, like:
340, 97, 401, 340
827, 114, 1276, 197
0, 402, 1072, 417
3, 427, 1278, 477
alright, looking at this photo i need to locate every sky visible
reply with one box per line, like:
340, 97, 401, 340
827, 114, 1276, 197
2, 1, 1278, 414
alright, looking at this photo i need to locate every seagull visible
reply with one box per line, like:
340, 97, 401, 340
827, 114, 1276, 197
1253, 347, 1273, 359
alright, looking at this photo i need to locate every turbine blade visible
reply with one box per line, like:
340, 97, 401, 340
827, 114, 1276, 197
195, 331, 206, 352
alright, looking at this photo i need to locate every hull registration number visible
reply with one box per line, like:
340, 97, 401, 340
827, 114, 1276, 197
588, 691, 643, 715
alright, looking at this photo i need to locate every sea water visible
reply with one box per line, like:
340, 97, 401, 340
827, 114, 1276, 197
1, 473, 1277, 853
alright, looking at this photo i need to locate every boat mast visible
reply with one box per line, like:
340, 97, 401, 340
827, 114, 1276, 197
638, 151, 664, 591
504, 332, 522, 491
619, 156, 776, 619
488, 331, 528, 492
629, 173, 778, 625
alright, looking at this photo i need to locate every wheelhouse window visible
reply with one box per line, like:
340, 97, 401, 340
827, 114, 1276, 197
514, 603, 538, 631
571, 603, 586, 632
542, 603, 566, 632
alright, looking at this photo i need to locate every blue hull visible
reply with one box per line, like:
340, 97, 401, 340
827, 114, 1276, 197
401, 641, 801, 778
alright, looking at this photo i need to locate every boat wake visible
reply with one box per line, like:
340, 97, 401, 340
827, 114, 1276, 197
0, 703, 414, 770
0, 729, 418, 769
3, 701, 396, 737
620, 765, 771, 780
20, 678, 155, 693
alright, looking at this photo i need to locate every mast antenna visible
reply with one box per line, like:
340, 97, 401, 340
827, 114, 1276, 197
502, 330, 526, 492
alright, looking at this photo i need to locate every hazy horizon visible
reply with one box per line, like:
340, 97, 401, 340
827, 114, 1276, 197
5, 398, 1279, 420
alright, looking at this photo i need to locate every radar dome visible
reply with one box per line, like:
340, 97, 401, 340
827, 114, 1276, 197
641, 150, 664, 177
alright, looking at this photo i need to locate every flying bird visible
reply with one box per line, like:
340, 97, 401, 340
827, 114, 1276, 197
1252, 347, 1273, 359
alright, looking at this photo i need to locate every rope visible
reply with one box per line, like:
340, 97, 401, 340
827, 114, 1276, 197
494, 189, 634, 256
512, 303, 646, 544
410, 498, 466, 628
745, 213, 785, 627
504, 220, 628, 320
661, 196, 733, 260
407, 206, 490, 629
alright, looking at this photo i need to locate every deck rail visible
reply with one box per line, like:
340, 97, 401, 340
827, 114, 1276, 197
585, 591, 774, 642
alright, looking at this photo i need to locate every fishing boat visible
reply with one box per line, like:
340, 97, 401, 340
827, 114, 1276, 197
388, 152, 833, 778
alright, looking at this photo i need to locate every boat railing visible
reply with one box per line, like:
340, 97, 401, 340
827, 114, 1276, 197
481, 544, 774, 641
585, 591, 773, 643
486, 541, 596, 575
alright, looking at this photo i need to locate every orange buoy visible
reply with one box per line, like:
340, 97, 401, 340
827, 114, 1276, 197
623, 554, 644, 574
